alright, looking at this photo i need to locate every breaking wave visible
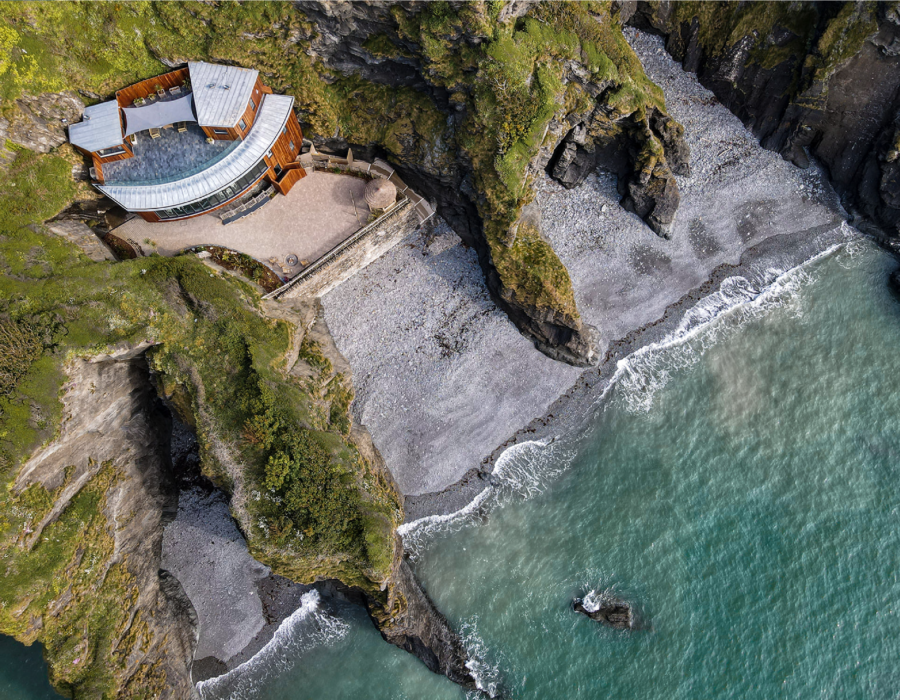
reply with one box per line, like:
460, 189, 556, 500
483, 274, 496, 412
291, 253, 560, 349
460, 616, 503, 699
196, 590, 348, 699
399, 438, 576, 560
610, 240, 848, 414
401, 236, 855, 554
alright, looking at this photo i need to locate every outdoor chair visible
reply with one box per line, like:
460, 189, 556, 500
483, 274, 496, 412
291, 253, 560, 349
149, 127, 161, 139
170, 86, 181, 95
175, 121, 188, 133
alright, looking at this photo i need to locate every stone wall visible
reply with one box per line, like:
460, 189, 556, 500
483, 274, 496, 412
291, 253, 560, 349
270, 197, 419, 299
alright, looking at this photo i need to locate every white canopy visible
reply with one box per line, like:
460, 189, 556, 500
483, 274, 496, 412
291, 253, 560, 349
122, 94, 197, 137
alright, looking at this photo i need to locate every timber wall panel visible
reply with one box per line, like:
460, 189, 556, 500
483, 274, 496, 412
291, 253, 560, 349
269, 113, 303, 168
273, 166, 303, 195
116, 68, 189, 108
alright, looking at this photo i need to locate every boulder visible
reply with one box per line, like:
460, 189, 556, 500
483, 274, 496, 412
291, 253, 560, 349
574, 593, 634, 630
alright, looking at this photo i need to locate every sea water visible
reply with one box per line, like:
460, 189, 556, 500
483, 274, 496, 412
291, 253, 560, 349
5, 238, 900, 699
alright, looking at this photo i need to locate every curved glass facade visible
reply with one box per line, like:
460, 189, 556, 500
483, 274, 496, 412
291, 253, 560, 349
155, 158, 269, 220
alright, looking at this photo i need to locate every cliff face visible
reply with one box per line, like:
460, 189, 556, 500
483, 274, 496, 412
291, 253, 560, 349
630, 0, 900, 236
285, 0, 690, 365
3, 348, 196, 699
1, 213, 473, 694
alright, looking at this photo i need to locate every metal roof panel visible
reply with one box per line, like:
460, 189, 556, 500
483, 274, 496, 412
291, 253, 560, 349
96, 94, 294, 211
68, 100, 123, 153
189, 61, 258, 128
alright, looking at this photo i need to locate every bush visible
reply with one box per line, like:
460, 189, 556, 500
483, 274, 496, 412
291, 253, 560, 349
264, 429, 363, 550
0, 319, 43, 397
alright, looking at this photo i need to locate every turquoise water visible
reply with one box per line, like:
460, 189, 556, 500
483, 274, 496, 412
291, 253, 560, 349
6, 239, 900, 699
0, 638, 58, 699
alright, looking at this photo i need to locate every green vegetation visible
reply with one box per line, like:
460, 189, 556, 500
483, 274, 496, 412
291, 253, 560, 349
0, 13, 400, 687
192, 245, 284, 293
363, 33, 413, 60
0, 145, 77, 231
0, 320, 42, 397
670, 1, 878, 94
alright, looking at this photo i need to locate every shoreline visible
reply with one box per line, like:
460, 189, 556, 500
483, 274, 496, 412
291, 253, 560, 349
325, 28, 847, 504
404, 217, 854, 523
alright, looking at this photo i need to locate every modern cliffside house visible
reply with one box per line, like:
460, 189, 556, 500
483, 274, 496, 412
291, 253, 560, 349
68, 61, 305, 222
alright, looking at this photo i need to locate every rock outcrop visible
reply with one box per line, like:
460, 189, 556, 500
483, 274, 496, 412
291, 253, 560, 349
573, 593, 635, 630
8, 349, 197, 698
370, 557, 477, 690
631, 0, 900, 236
0, 90, 84, 167
546, 101, 689, 238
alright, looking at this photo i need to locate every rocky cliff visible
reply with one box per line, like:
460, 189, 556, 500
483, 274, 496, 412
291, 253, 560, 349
629, 0, 900, 236
2, 348, 197, 698
1, 215, 473, 695
6, 2, 900, 697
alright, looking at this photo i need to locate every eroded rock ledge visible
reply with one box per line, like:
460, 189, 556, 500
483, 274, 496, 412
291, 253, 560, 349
630, 0, 900, 236
9, 350, 197, 698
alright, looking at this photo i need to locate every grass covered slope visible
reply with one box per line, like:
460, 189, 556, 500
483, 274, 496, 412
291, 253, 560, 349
0, 144, 399, 698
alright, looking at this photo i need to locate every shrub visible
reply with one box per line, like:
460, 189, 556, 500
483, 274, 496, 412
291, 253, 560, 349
264, 429, 363, 550
0, 319, 43, 397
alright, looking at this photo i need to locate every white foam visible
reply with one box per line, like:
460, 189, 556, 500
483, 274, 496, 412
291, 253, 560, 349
460, 617, 502, 699
399, 439, 575, 560
401, 238, 855, 552
196, 590, 349, 699
611, 240, 849, 413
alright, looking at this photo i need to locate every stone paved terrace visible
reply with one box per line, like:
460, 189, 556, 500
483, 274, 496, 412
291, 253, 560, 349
103, 122, 234, 184
112, 172, 369, 275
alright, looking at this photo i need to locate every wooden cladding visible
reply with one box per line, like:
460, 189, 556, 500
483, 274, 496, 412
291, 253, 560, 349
201, 125, 240, 141
267, 111, 303, 168
273, 166, 304, 195
116, 68, 189, 108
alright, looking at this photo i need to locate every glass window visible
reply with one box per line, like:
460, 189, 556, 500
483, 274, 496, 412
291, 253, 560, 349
250, 97, 256, 111
213, 129, 228, 135
239, 118, 247, 131
289, 140, 294, 151
98, 146, 126, 158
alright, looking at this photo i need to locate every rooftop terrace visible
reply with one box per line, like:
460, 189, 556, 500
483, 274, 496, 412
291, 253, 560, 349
97, 93, 294, 212
102, 123, 235, 185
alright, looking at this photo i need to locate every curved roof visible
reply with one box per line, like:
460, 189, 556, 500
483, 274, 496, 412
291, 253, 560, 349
189, 61, 258, 128
68, 100, 123, 152
97, 94, 294, 212
122, 95, 197, 137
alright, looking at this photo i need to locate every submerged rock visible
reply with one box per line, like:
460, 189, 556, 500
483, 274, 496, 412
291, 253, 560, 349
573, 592, 635, 630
